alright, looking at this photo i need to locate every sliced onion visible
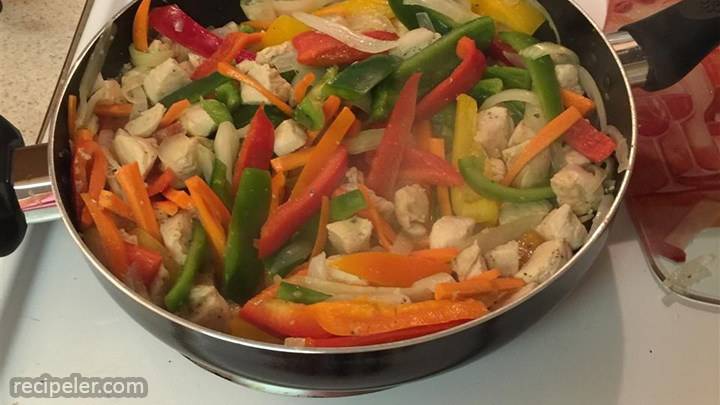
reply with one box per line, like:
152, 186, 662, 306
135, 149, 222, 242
577, 66, 608, 132
273, 0, 332, 15
588, 194, 614, 237
481, 89, 539, 110
416, 12, 436, 32
467, 214, 545, 252
129, 45, 173, 68
606, 125, 629, 173
77, 23, 116, 127
404, 0, 477, 23
504, 51, 526, 68
293, 12, 398, 53
525, 0, 561, 43
519, 42, 579, 65
344, 128, 384, 155
523, 102, 547, 132
240, 0, 276, 21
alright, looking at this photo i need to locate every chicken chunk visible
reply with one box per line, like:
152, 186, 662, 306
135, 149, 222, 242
502, 141, 551, 188
149, 265, 171, 307
555, 64, 584, 94
112, 129, 158, 178
158, 134, 199, 183
326, 216, 373, 254
195, 144, 215, 182
484, 240, 521, 276
213, 122, 241, 182
550, 164, 605, 215
429, 216, 476, 249
535, 204, 588, 250
507, 120, 536, 147
394, 184, 429, 238
453, 241, 489, 281
515, 240, 571, 283
390, 28, 440, 59
551, 144, 591, 171
474, 106, 515, 158
159, 211, 193, 264
143, 58, 192, 103
484, 158, 507, 183
255, 41, 293, 66
179, 104, 217, 137
187, 284, 231, 332
274, 119, 307, 156
498, 201, 553, 225
124, 103, 166, 138
235, 60, 292, 104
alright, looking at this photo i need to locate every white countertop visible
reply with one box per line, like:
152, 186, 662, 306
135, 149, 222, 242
1, 1, 719, 404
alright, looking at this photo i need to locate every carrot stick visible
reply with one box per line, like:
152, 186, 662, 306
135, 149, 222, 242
476, 269, 501, 281
162, 188, 193, 210
147, 169, 176, 197
290, 107, 355, 200
561, 89, 595, 117
116, 162, 161, 240
94, 103, 134, 118
415, 120, 434, 152
311, 196, 330, 257
98, 190, 134, 222
132, 0, 152, 52
159, 99, 191, 128
67, 94, 78, 139
411, 248, 460, 263
428, 138, 453, 217
357, 184, 396, 250
434, 277, 494, 300
185, 176, 231, 227
193, 32, 264, 79
81, 193, 128, 277
187, 182, 227, 261
493, 277, 526, 291
218, 62, 293, 116
80, 142, 107, 228
502, 107, 583, 186
270, 171, 286, 215
154, 200, 179, 216
270, 147, 315, 172
75, 128, 94, 143
294, 72, 316, 105
307, 95, 342, 143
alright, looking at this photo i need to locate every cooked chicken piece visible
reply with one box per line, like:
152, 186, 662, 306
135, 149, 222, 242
390, 28, 440, 59
179, 104, 217, 137
124, 103, 166, 138
515, 240, 571, 283
274, 119, 307, 156
550, 164, 605, 215
234, 60, 292, 104
474, 106, 514, 158
484, 240, 521, 276
159, 210, 193, 264
453, 241, 489, 281
143, 58, 192, 103
499, 201, 553, 225
112, 129, 158, 178
502, 141, 551, 188
326, 216, 373, 254
158, 134, 199, 184
429, 216, 476, 249
394, 184, 430, 238
535, 204, 588, 250
187, 284, 231, 332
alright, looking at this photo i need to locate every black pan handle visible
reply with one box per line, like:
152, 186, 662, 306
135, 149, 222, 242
0, 115, 27, 257
621, 0, 720, 91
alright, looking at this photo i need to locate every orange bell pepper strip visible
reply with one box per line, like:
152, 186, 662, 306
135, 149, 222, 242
147, 168, 177, 197
560, 89, 595, 117
428, 138, 453, 217
270, 147, 315, 173
94, 103, 134, 118
410, 248, 460, 263
311, 299, 488, 337
192, 32, 263, 80
311, 196, 330, 257
132, 0, 152, 52
187, 181, 227, 261
153, 200, 179, 216
269, 171, 286, 215
185, 176, 231, 227
98, 190, 134, 222
116, 162, 161, 240
218, 62, 294, 116
159, 99, 191, 128
80, 193, 128, 277
162, 188, 193, 210
290, 107, 355, 200
330, 252, 452, 288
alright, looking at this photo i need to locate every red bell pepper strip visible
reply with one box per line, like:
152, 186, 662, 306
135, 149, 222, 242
366, 73, 422, 198
232, 106, 275, 194
258, 147, 348, 258
240, 281, 333, 338
563, 119, 617, 163
303, 320, 466, 347
192, 32, 263, 80
487, 36, 518, 66
398, 146, 464, 187
415, 37, 487, 121
292, 30, 398, 67
125, 243, 163, 287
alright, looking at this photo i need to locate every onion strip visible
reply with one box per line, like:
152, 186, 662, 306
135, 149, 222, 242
577, 65, 608, 132
519, 42, 579, 65
480, 89, 539, 110
292, 12, 397, 53
404, 0, 477, 23
343, 128, 384, 155
525, 0, 561, 43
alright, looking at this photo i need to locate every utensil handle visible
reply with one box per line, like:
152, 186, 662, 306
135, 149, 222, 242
0, 115, 28, 257
621, 0, 720, 91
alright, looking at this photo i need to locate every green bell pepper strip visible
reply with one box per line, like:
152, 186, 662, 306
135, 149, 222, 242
164, 221, 207, 312
459, 156, 555, 203
431, 103, 456, 148
504, 100, 527, 124
326, 55, 401, 102
238, 22, 257, 33
295, 66, 338, 131
224, 168, 272, 302
277, 282, 331, 305
371, 17, 495, 122
233, 104, 285, 128
264, 215, 318, 278
389, 0, 458, 34
499, 31, 563, 120
330, 189, 367, 221
210, 159, 231, 208
160, 72, 230, 107
469, 78, 504, 103
484, 66, 532, 90
201, 99, 233, 125
215, 82, 241, 112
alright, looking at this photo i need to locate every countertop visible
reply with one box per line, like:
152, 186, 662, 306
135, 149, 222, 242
0, 0, 87, 144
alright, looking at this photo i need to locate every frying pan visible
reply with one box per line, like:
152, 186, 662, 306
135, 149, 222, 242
1, 0, 719, 397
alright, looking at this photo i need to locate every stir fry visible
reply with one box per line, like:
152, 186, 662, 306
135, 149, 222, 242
70, 0, 627, 347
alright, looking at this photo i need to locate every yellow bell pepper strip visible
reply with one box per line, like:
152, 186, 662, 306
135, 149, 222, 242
290, 107, 355, 200
80, 193, 128, 278
502, 106, 583, 185
330, 252, 452, 288
310, 196, 330, 258
132, 0, 151, 52
470, 0, 545, 35
262, 15, 311, 48
116, 162, 161, 240
314, 0, 394, 18
451, 94, 499, 225
428, 138, 453, 217
311, 299, 488, 337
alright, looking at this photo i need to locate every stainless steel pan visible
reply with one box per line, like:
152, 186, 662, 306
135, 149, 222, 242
1, 0, 719, 396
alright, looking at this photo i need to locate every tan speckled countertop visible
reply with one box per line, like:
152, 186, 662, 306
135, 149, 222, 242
0, 0, 87, 144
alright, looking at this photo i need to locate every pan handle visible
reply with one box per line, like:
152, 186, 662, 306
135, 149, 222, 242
0, 115, 28, 257
619, 0, 720, 91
